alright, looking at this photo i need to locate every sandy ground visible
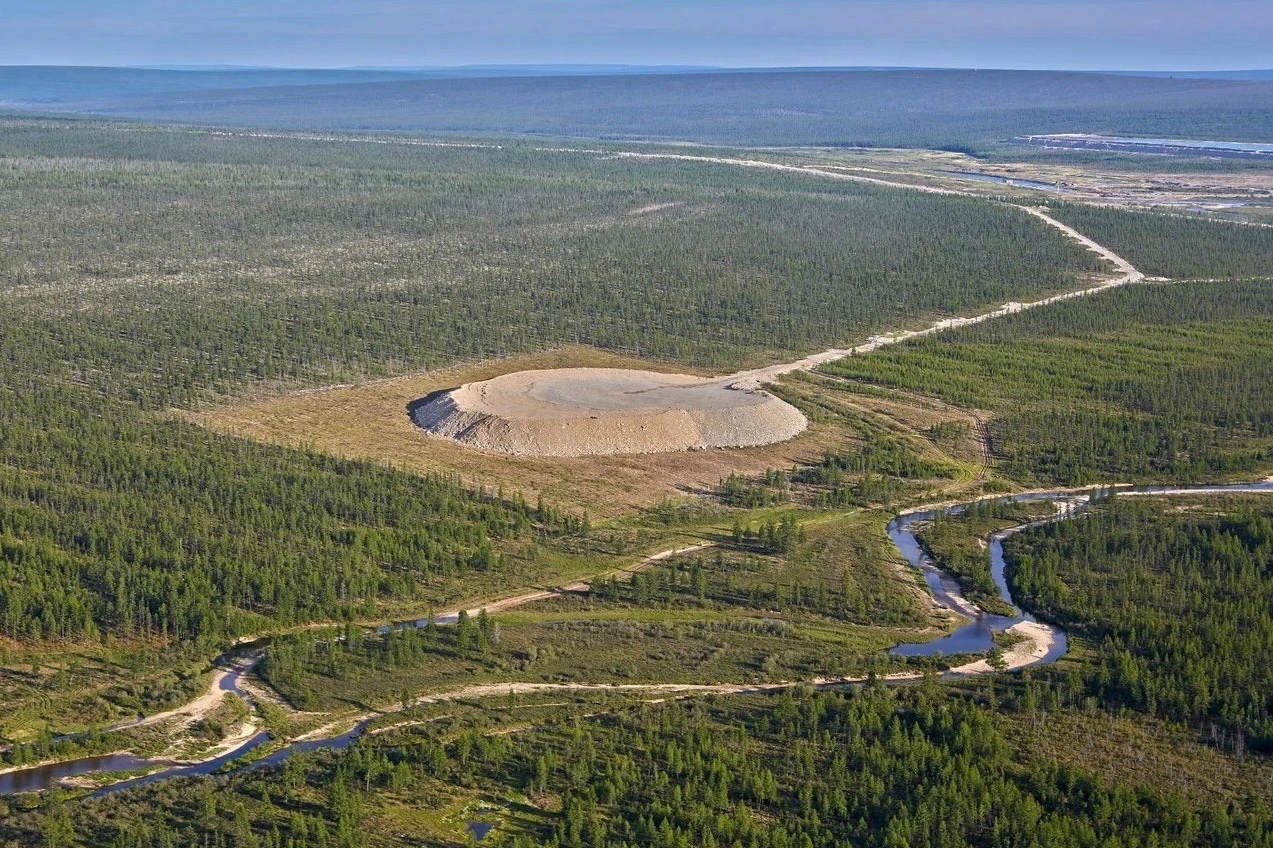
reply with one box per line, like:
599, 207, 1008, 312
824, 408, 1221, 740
104, 658, 255, 733
626, 201, 685, 216
162, 719, 261, 765
945, 620, 1060, 676
190, 346, 845, 519
415, 367, 807, 457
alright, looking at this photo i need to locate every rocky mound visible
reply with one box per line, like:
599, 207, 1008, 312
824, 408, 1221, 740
413, 367, 807, 457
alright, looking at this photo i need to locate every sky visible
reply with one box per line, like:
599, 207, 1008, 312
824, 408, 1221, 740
2, 0, 1270, 71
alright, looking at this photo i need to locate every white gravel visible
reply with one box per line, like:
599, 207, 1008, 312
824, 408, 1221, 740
413, 367, 808, 457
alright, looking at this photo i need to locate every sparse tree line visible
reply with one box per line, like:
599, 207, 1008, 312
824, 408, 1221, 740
589, 531, 920, 627
260, 610, 499, 710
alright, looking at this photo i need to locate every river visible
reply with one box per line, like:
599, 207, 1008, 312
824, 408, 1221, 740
888, 482, 1273, 660
941, 171, 1076, 194
2, 482, 1268, 797
887, 490, 1079, 660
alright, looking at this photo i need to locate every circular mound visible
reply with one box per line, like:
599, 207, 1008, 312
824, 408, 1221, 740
413, 367, 808, 457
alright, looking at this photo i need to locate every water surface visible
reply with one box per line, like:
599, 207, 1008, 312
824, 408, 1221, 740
4, 483, 1267, 796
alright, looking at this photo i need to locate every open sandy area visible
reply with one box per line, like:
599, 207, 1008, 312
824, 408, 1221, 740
411, 198, 1137, 461
945, 620, 1060, 676
414, 367, 808, 457
188, 347, 851, 517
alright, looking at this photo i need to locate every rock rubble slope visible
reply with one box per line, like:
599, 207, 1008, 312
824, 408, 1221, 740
413, 367, 807, 457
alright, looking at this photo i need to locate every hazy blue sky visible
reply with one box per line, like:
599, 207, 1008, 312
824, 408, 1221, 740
3, 0, 1269, 70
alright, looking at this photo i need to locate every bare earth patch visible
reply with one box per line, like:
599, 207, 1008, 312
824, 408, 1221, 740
414, 367, 807, 457
186, 347, 844, 517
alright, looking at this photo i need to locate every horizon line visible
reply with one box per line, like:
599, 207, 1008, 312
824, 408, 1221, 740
2, 63, 1271, 75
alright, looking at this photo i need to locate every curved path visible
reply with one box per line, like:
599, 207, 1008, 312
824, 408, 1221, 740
601, 151, 1148, 389
7, 483, 1269, 798
0, 140, 1207, 799
721, 204, 1143, 389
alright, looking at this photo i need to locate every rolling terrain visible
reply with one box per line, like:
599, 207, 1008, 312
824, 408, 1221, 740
0, 102, 1268, 846
4, 67, 1273, 150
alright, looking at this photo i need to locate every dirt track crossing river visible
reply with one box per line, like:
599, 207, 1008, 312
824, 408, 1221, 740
0, 127, 1234, 799
4, 483, 1269, 797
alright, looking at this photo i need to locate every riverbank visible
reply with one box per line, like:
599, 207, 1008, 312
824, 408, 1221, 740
3, 483, 1268, 797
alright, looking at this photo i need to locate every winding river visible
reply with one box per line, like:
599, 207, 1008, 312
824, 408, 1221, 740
888, 490, 1079, 661
1, 482, 1268, 797
889, 483, 1273, 661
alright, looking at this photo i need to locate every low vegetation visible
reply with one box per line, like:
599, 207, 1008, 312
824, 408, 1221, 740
822, 280, 1273, 485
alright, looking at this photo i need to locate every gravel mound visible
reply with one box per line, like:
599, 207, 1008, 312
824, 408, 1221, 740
413, 367, 807, 457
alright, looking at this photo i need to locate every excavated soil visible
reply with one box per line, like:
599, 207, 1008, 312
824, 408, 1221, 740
413, 367, 807, 457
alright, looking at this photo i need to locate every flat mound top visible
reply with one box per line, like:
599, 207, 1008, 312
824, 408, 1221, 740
461, 368, 775, 418
413, 367, 807, 457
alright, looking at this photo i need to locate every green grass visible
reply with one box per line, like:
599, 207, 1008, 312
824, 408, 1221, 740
256, 512, 928, 713
998, 706, 1273, 809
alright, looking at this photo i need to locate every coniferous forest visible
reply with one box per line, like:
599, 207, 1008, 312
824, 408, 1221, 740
1006, 497, 1273, 752
0, 99, 1269, 846
823, 280, 1273, 485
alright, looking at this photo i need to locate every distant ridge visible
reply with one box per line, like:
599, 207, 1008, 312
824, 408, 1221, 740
1106, 69, 1273, 81
4, 66, 1272, 150
343, 64, 722, 75
130, 64, 286, 71
0, 66, 433, 106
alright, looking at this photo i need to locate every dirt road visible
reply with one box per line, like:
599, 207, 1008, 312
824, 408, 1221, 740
97, 147, 1150, 746
435, 540, 716, 621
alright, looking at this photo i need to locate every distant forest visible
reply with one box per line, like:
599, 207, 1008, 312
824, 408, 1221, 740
4, 68, 1272, 150
0, 118, 1100, 408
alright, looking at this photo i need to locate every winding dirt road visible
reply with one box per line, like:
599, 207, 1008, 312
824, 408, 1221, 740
721, 201, 1144, 389
74, 146, 1152, 764
7, 131, 1183, 795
